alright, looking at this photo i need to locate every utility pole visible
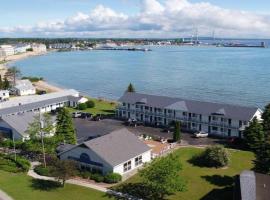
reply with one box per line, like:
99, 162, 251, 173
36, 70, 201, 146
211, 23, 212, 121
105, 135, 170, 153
39, 111, 46, 168
12, 132, 16, 161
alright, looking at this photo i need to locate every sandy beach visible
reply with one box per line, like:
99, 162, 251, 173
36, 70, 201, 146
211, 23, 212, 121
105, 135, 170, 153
33, 80, 63, 93
0, 50, 64, 93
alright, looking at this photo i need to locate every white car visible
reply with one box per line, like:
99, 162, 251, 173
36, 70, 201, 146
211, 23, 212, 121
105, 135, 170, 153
194, 131, 208, 138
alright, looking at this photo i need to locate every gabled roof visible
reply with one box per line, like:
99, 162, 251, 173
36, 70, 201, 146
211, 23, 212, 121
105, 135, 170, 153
119, 92, 261, 121
80, 128, 150, 167
1, 112, 56, 137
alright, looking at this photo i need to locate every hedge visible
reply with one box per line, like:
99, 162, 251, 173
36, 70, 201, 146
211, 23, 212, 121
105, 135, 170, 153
104, 173, 122, 183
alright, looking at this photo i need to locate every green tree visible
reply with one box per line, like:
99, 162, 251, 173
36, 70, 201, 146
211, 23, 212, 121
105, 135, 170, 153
139, 154, 186, 199
56, 108, 76, 144
244, 117, 265, 152
77, 103, 87, 110
51, 160, 77, 187
26, 113, 54, 140
173, 121, 181, 142
86, 100, 95, 108
262, 104, 270, 138
254, 142, 270, 174
5, 66, 21, 86
126, 83, 135, 93
3, 77, 10, 90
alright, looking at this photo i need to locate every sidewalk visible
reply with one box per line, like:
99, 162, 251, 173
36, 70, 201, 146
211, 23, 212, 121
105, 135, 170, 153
0, 190, 13, 200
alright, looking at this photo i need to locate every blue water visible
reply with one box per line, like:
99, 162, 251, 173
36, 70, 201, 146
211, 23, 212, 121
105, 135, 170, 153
13, 45, 270, 108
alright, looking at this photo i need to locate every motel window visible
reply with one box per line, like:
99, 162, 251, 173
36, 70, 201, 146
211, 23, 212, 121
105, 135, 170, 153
123, 161, 132, 172
183, 112, 187, 116
136, 105, 139, 108
212, 127, 218, 131
212, 116, 218, 121
145, 106, 149, 110
135, 156, 143, 166
243, 121, 248, 125
123, 103, 126, 106
168, 110, 172, 113
192, 113, 197, 117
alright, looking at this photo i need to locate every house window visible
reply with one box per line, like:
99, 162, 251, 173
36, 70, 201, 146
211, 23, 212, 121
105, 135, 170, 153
123, 161, 132, 172
183, 112, 187, 116
135, 156, 142, 166
136, 105, 139, 108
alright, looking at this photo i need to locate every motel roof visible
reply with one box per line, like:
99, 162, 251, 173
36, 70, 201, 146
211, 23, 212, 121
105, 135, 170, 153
1, 112, 56, 138
0, 89, 79, 116
119, 92, 261, 121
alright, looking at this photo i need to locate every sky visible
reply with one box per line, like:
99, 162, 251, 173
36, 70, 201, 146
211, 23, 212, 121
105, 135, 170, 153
0, 0, 270, 38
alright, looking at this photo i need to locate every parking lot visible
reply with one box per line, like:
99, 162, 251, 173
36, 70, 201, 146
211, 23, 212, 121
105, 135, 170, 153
74, 118, 224, 146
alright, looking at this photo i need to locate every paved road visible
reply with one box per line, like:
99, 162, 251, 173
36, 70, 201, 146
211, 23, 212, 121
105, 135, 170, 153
74, 118, 224, 145
0, 190, 13, 200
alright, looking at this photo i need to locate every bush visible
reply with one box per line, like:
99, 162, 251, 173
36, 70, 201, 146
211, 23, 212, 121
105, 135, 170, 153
201, 145, 229, 168
104, 173, 122, 183
91, 173, 104, 183
77, 103, 87, 110
16, 157, 31, 172
34, 165, 53, 176
0, 154, 30, 172
86, 100, 95, 108
79, 171, 92, 179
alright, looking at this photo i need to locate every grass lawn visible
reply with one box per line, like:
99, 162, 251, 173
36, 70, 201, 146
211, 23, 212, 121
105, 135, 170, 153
0, 170, 114, 200
68, 97, 116, 116
116, 147, 255, 200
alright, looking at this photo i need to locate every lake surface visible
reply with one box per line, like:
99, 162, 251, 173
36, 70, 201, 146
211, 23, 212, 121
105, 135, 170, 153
13, 45, 270, 108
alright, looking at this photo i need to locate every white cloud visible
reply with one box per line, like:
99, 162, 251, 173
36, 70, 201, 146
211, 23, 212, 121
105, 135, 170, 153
1, 0, 270, 38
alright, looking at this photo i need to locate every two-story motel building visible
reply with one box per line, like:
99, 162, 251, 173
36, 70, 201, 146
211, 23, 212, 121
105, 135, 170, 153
116, 92, 263, 138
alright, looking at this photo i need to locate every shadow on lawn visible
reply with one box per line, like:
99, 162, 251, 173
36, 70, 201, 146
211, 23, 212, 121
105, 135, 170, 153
111, 182, 168, 200
201, 175, 234, 187
200, 186, 234, 200
31, 179, 62, 191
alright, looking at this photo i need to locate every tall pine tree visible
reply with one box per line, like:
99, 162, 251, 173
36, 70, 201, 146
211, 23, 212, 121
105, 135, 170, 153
126, 83, 135, 93
56, 108, 76, 144
244, 117, 265, 152
173, 121, 181, 142
262, 103, 270, 139
0, 75, 3, 89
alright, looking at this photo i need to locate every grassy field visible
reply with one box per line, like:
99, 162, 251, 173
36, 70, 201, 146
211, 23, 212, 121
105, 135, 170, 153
116, 147, 255, 200
0, 171, 114, 200
68, 97, 116, 116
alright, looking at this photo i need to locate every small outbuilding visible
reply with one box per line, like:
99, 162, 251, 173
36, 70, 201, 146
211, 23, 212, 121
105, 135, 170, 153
58, 128, 151, 175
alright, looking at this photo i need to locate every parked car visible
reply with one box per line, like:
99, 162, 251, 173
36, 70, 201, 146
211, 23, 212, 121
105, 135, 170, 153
72, 112, 82, 118
194, 131, 208, 138
81, 112, 92, 119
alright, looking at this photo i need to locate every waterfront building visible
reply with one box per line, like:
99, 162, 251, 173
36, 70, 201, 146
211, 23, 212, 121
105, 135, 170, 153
31, 43, 47, 53
14, 44, 31, 54
58, 128, 151, 175
13, 79, 36, 96
0, 45, 15, 56
0, 90, 9, 101
0, 89, 85, 140
116, 92, 262, 138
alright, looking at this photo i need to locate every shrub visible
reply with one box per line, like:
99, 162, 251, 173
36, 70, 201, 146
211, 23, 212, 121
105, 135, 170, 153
34, 165, 53, 176
0, 154, 30, 172
104, 173, 122, 183
77, 103, 87, 110
91, 173, 104, 183
15, 157, 31, 172
80, 171, 92, 179
86, 100, 95, 108
201, 145, 229, 168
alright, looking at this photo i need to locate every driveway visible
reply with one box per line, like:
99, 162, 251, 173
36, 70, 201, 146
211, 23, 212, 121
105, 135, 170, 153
74, 118, 225, 146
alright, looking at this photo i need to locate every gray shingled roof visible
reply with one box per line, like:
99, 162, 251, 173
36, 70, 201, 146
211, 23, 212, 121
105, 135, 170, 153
81, 128, 150, 167
1, 112, 56, 137
119, 92, 260, 121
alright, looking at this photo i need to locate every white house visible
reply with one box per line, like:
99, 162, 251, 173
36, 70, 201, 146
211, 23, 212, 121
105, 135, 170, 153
0, 90, 9, 101
14, 79, 36, 96
58, 128, 151, 175
31, 44, 47, 53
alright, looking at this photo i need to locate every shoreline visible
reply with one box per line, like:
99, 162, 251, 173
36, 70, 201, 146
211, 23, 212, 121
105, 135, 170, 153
0, 50, 64, 93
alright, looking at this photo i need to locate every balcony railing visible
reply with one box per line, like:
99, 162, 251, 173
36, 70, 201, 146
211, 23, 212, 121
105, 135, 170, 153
117, 107, 241, 129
